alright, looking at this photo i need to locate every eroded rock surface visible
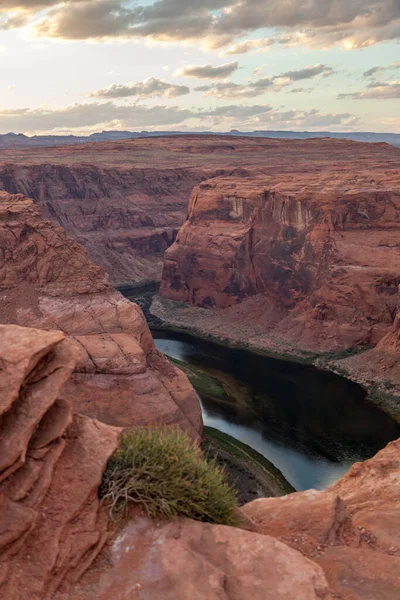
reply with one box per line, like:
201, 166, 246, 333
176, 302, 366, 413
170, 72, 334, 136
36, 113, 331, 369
0, 161, 207, 284
0, 191, 202, 439
0, 324, 120, 600
243, 439, 400, 600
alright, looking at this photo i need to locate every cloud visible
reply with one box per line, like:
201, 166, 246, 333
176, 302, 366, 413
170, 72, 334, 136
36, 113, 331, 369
25, 0, 400, 50
196, 63, 335, 98
338, 81, 400, 100
90, 77, 189, 99
363, 61, 400, 77
0, 99, 359, 134
194, 81, 263, 98
175, 61, 238, 79
277, 64, 334, 81
288, 87, 314, 93
221, 38, 274, 55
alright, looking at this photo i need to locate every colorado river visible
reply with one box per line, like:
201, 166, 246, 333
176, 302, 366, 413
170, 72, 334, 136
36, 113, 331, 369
152, 330, 400, 492
118, 285, 400, 493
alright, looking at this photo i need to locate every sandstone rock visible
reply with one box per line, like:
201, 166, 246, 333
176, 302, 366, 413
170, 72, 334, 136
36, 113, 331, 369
0, 192, 202, 439
0, 324, 121, 600
73, 517, 331, 600
160, 175, 400, 353
0, 162, 207, 284
243, 439, 400, 599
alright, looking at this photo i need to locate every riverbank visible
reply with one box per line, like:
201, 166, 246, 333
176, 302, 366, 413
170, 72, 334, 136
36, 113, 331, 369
151, 295, 400, 422
204, 427, 295, 504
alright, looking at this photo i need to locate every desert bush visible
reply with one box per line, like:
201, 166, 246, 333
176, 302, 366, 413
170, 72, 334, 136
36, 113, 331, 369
100, 426, 238, 525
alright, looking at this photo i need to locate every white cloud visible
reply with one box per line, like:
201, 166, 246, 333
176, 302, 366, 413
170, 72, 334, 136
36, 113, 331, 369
90, 77, 189, 99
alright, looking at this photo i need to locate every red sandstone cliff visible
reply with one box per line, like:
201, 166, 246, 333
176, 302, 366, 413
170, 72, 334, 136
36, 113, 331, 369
1, 135, 397, 287
0, 163, 206, 284
0, 191, 202, 439
158, 150, 400, 382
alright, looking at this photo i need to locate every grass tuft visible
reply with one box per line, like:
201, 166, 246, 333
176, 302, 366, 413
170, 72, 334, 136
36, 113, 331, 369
100, 426, 238, 525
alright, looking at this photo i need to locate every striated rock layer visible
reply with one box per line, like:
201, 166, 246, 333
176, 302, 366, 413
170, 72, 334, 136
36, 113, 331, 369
0, 191, 202, 439
0, 161, 207, 284
0, 324, 120, 600
0, 135, 398, 286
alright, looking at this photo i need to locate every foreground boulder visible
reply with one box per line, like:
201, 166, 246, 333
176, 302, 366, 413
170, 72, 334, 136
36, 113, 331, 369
243, 439, 400, 600
70, 517, 331, 600
0, 191, 202, 439
0, 324, 120, 599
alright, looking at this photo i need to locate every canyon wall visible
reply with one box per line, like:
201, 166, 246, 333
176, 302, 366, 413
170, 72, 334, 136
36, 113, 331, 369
1, 135, 397, 287
159, 164, 400, 361
0, 191, 202, 439
0, 163, 206, 284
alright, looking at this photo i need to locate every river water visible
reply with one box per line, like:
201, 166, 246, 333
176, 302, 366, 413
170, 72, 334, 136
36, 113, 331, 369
153, 330, 400, 492
119, 286, 400, 492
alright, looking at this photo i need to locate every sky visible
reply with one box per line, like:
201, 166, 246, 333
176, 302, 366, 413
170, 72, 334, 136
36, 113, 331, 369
0, 0, 399, 135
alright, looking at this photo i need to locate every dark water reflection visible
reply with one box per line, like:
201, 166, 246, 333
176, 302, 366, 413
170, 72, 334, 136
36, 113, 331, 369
153, 330, 400, 491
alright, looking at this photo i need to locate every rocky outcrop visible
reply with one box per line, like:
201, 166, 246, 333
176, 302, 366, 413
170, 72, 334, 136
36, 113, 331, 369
0, 323, 121, 599
0, 191, 202, 439
1, 322, 399, 600
0, 322, 331, 600
160, 173, 400, 351
243, 438, 400, 600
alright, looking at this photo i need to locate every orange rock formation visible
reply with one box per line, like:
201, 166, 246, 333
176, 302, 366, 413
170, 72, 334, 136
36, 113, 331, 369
0, 191, 202, 439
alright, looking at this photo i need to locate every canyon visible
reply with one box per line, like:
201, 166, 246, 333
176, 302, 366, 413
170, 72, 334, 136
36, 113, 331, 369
1, 134, 400, 598
0, 190, 202, 439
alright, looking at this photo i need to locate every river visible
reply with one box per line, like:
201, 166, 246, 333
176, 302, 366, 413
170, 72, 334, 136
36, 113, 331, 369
119, 285, 400, 492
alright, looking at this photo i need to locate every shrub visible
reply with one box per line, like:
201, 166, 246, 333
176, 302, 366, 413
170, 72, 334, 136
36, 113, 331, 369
100, 426, 238, 526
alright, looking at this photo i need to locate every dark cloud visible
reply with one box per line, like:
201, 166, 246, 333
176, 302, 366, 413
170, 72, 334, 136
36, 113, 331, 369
14, 0, 397, 49
90, 77, 189, 99
175, 61, 238, 79
363, 61, 400, 77
288, 87, 314, 93
278, 64, 334, 80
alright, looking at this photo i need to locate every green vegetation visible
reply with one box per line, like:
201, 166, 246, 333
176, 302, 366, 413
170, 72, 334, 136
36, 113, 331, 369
169, 356, 229, 400
204, 426, 295, 496
100, 426, 238, 525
